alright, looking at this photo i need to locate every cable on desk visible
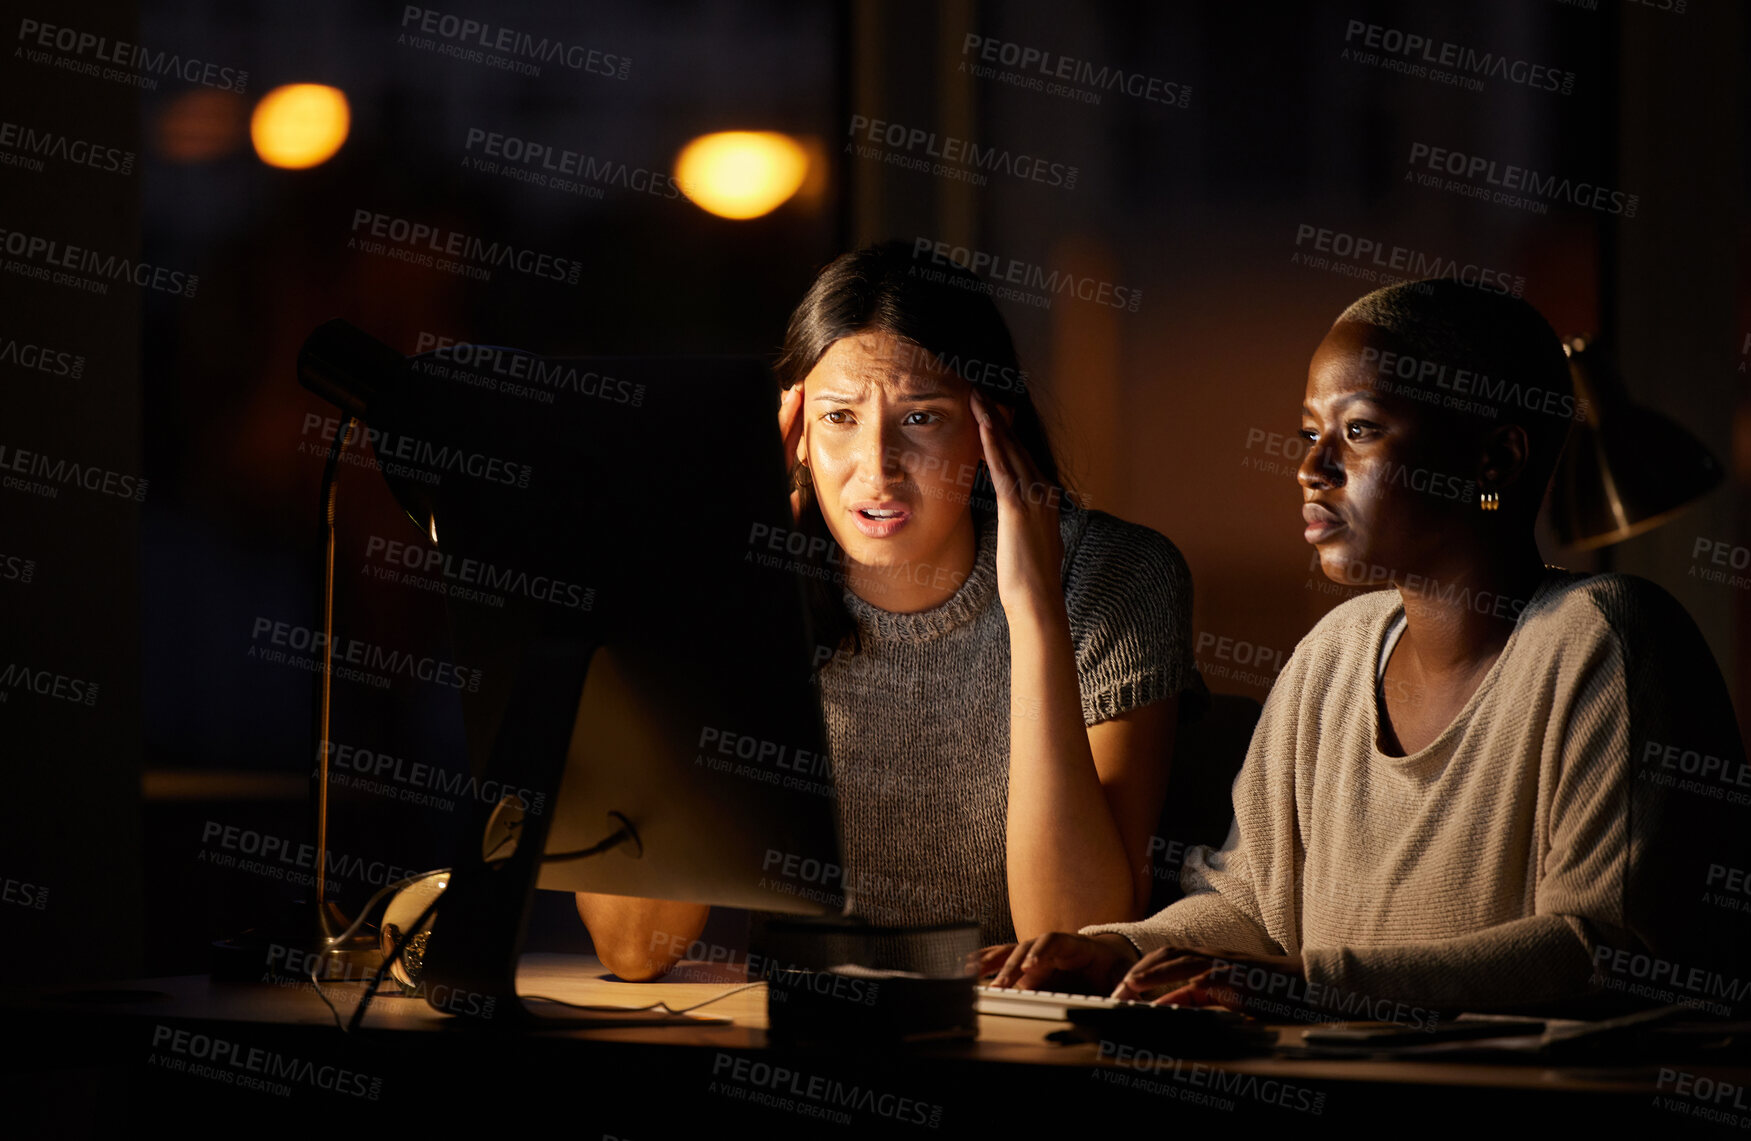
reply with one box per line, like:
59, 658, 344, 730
344, 888, 444, 1034
521, 980, 767, 1018
306, 868, 449, 1032
319, 817, 634, 1032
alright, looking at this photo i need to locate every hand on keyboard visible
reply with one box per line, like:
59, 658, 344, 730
978, 935, 1307, 1018
974, 933, 1141, 997
1112, 946, 1306, 1012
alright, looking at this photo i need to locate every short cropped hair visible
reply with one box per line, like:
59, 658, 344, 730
1334, 279, 1576, 493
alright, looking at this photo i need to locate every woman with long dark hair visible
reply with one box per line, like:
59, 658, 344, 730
577, 241, 1203, 979
981, 279, 1746, 1017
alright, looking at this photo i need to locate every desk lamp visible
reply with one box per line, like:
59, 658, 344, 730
1549, 336, 1723, 550
298, 321, 435, 975
208, 323, 428, 982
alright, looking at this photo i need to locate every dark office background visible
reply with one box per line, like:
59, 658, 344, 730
3, 0, 1746, 984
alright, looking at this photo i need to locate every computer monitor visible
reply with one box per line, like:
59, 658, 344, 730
295, 321, 846, 1020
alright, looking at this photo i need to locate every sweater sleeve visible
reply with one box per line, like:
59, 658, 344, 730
1079, 637, 1311, 957
1063, 512, 1202, 727
1078, 820, 1284, 957
1300, 915, 1596, 1012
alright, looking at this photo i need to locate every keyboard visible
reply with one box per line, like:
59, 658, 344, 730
975, 985, 1154, 1020
976, 985, 1266, 1055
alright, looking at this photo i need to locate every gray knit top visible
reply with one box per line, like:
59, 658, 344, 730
816, 502, 1200, 946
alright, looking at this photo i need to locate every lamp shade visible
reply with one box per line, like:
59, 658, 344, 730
1549, 336, 1723, 550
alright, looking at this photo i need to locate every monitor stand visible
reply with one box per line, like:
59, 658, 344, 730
413, 634, 739, 1029
415, 634, 612, 1025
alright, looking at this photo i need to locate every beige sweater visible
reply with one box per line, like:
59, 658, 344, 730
1084, 570, 1748, 1013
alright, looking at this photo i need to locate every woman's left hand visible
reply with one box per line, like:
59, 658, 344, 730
971, 389, 1064, 626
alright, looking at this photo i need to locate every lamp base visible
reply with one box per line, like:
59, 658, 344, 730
209, 898, 385, 985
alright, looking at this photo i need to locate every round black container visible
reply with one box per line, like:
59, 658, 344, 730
757, 919, 978, 1046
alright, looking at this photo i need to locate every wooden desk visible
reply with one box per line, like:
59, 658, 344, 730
6, 954, 1746, 1137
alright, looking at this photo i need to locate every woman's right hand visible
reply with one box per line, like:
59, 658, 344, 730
779, 383, 805, 524
974, 932, 1140, 995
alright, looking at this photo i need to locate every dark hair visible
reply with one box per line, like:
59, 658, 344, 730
775, 240, 1070, 655
1335, 279, 1575, 508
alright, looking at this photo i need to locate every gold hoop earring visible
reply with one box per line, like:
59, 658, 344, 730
1479, 490, 1500, 512
791, 461, 811, 490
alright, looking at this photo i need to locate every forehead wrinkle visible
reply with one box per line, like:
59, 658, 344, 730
811, 374, 869, 401
818, 342, 959, 400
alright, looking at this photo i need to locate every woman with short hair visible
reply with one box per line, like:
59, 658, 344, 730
984, 280, 1746, 1017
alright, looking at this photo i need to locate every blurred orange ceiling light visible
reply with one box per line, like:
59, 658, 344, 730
674, 131, 808, 220
251, 84, 350, 169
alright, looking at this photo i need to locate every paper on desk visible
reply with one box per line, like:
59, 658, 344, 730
1282, 1014, 1572, 1060
522, 999, 732, 1027
819, 963, 930, 979
1284, 1008, 1692, 1060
